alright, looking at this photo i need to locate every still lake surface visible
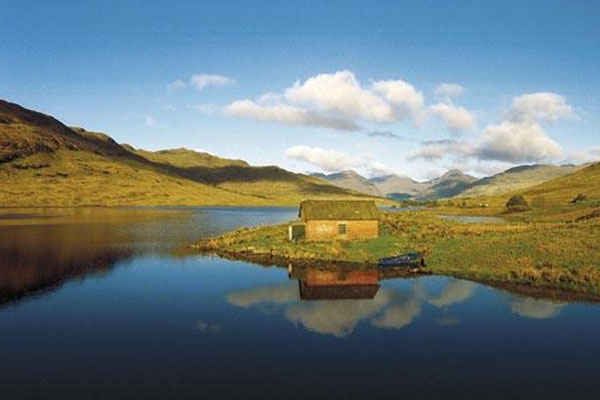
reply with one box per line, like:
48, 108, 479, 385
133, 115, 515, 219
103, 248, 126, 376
1, 207, 599, 400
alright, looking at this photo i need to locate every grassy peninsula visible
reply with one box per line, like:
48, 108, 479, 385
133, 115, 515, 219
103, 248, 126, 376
195, 162, 600, 295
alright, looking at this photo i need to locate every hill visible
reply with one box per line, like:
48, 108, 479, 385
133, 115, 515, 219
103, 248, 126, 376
369, 174, 424, 198
318, 169, 476, 200
312, 170, 381, 196
522, 162, 600, 204
420, 169, 477, 199
457, 164, 582, 198
0, 100, 374, 206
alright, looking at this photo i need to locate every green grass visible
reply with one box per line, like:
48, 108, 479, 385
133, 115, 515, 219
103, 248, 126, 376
195, 204, 600, 294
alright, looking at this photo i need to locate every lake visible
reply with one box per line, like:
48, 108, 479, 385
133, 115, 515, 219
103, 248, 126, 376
1, 207, 599, 400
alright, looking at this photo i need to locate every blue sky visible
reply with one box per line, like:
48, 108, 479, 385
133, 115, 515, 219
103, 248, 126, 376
1, 0, 599, 179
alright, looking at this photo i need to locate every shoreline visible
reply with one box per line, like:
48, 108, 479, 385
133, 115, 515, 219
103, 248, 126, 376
192, 208, 600, 298
192, 247, 600, 303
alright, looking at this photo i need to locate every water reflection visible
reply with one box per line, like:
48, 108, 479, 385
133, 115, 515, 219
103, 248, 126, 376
509, 298, 564, 319
0, 207, 297, 308
227, 265, 480, 337
428, 280, 475, 307
226, 264, 574, 337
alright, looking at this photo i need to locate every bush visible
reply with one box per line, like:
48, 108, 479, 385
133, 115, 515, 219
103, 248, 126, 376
570, 194, 587, 204
506, 195, 530, 212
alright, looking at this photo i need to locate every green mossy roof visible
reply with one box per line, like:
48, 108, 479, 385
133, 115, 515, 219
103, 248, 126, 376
299, 199, 380, 220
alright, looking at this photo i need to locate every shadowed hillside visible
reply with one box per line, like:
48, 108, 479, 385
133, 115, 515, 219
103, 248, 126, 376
0, 100, 374, 206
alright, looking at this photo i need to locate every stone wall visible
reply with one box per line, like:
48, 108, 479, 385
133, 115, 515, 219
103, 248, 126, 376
305, 219, 378, 241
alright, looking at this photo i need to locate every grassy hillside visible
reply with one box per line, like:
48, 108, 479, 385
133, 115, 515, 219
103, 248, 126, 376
457, 164, 582, 198
133, 147, 249, 168
0, 100, 376, 206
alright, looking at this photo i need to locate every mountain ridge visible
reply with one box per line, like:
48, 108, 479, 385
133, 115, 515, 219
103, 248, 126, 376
0, 99, 376, 206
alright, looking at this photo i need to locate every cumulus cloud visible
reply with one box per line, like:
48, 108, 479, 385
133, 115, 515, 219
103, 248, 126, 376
225, 100, 360, 131
370, 78, 425, 121
190, 73, 234, 91
477, 120, 562, 162
434, 83, 465, 100
410, 92, 574, 164
510, 298, 564, 319
509, 92, 575, 123
430, 102, 476, 131
285, 145, 396, 176
225, 70, 425, 131
285, 70, 397, 123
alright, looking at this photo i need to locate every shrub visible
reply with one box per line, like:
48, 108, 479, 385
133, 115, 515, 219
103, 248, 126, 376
570, 194, 587, 204
506, 195, 530, 212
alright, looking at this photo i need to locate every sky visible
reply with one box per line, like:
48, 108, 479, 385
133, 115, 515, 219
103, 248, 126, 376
1, 0, 599, 180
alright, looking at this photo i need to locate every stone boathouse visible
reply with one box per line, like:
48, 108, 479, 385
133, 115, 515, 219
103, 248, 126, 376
289, 199, 380, 242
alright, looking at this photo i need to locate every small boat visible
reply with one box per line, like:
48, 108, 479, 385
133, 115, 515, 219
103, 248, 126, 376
379, 252, 425, 268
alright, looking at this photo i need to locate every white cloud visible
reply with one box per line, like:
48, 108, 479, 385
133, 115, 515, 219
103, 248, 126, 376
225, 100, 360, 131
285, 70, 396, 123
370, 79, 425, 120
434, 83, 465, 100
478, 120, 562, 162
224, 70, 425, 131
167, 79, 186, 91
285, 145, 360, 172
190, 73, 234, 91
591, 148, 600, 156
509, 92, 575, 123
410, 92, 574, 164
430, 102, 476, 131
285, 145, 396, 176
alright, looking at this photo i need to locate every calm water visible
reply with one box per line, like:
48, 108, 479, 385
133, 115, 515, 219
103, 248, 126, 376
1, 207, 599, 400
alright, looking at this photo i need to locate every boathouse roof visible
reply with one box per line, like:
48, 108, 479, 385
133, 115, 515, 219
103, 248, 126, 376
299, 200, 379, 220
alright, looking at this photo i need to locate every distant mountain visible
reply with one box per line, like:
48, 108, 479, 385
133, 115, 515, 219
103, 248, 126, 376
456, 164, 583, 198
369, 174, 424, 198
0, 99, 373, 206
420, 169, 477, 199
312, 170, 381, 196
318, 169, 476, 200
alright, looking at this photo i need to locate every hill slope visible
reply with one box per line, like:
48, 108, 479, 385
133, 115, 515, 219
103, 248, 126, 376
313, 170, 381, 196
457, 164, 582, 198
0, 100, 373, 206
522, 162, 600, 204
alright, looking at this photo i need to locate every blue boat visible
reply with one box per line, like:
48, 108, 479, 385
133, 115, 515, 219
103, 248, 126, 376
379, 251, 425, 268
